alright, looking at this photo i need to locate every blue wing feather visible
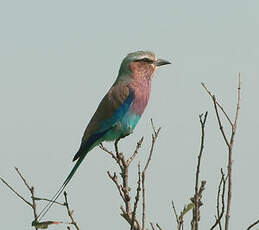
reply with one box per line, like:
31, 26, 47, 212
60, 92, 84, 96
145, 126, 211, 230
99, 90, 134, 132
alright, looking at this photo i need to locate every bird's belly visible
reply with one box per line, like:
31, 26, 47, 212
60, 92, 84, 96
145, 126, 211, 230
103, 111, 140, 141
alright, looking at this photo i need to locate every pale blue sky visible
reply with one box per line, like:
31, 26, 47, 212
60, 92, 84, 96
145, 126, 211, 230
1, 0, 259, 229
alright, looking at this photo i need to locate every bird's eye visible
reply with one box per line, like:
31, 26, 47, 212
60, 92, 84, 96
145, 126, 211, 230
135, 58, 153, 63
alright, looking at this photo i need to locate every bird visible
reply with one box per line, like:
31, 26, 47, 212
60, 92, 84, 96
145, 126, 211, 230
37, 50, 171, 221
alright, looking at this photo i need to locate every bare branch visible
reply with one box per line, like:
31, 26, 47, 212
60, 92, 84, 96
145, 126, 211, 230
128, 137, 144, 165
212, 96, 230, 147
99, 143, 117, 161
156, 223, 163, 230
131, 163, 142, 230
202, 74, 241, 230
32, 196, 65, 206
225, 74, 241, 230
191, 112, 208, 230
64, 191, 80, 230
31, 187, 38, 226
0, 176, 32, 207
233, 73, 241, 130
247, 219, 259, 230
120, 206, 141, 230
1, 168, 40, 229
151, 118, 156, 134
15, 167, 32, 191
107, 171, 126, 202
115, 138, 121, 157
142, 121, 161, 230
216, 171, 224, 230
150, 222, 156, 230
211, 169, 227, 230
172, 200, 184, 230
201, 83, 233, 126
172, 200, 180, 225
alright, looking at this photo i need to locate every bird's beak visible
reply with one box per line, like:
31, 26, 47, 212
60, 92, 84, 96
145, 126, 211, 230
154, 59, 171, 67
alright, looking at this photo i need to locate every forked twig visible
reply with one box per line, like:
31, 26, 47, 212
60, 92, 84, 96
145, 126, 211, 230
191, 112, 208, 230
102, 120, 161, 230
202, 74, 241, 230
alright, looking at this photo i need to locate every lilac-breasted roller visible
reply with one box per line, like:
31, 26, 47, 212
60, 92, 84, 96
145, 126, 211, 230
37, 51, 170, 220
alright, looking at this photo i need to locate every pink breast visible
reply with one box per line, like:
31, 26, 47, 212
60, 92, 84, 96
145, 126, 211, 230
130, 79, 151, 115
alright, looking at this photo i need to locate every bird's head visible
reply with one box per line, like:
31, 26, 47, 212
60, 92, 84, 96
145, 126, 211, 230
116, 51, 171, 83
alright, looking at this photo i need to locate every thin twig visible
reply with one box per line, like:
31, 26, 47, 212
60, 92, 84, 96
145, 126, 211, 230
99, 143, 117, 161
247, 219, 259, 230
15, 167, 31, 191
120, 206, 141, 230
115, 138, 121, 157
131, 163, 142, 230
191, 112, 208, 230
32, 197, 65, 206
172, 201, 180, 225
151, 119, 156, 134
64, 191, 80, 230
107, 171, 126, 202
211, 169, 227, 230
225, 74, 241, 230
201, 83, 233, 126
216, 173, 224, 230
150, 222, 156, 230
31, 187, 38, 227
212, 96, 230, 147
0, 176, 32, 207
172, 200, 183, 230
142, 121, 161, 230
16, 168, 39, 229
233, 73, 241, 129
128, 137, 144, 165
156, 223, 163, 230
202, 74, 241, 230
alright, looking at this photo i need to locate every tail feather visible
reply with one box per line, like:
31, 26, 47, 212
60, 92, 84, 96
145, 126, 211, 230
37, 154, 86, 221
37, 130, 110, 221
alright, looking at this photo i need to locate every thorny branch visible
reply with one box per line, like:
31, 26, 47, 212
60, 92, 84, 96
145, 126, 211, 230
100, 120, 162, 230
202, 73, 241, 230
